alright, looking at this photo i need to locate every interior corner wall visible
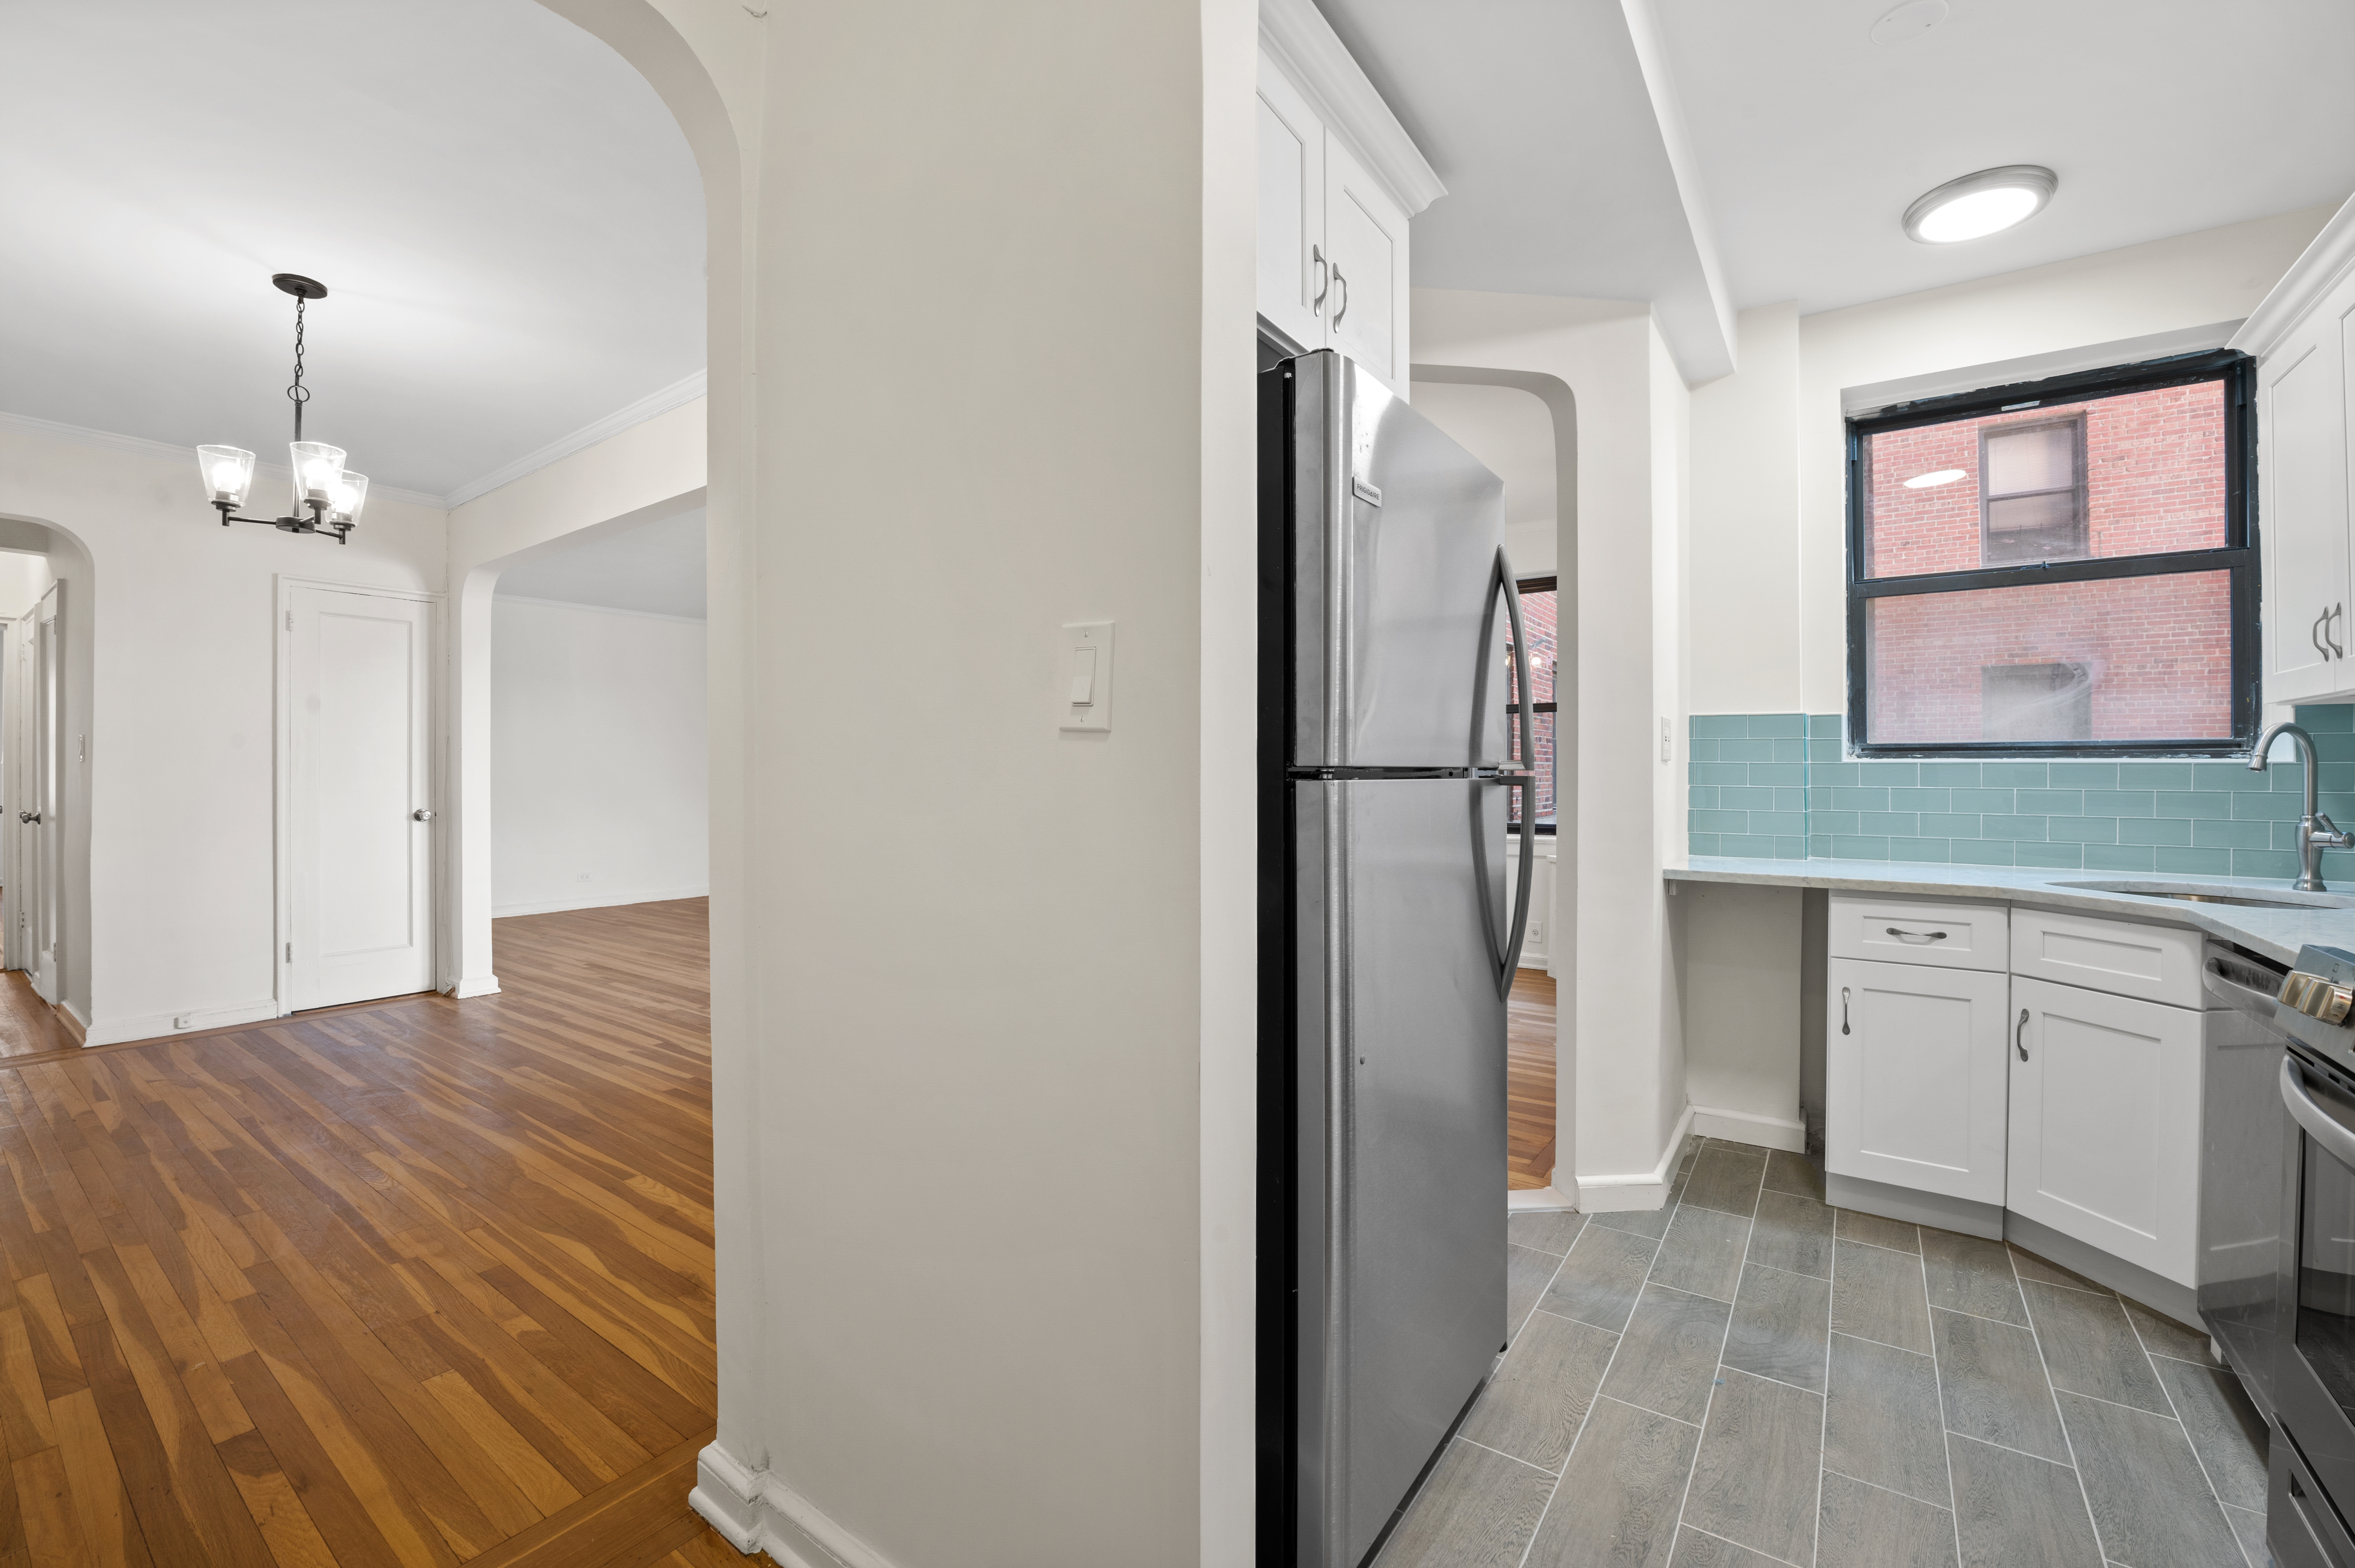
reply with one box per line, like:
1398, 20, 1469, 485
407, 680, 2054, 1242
1792, 203, 2337, 714
1650, 319, 1692, 1144
1689, 302, 1801, 716
491, 598, 708, 916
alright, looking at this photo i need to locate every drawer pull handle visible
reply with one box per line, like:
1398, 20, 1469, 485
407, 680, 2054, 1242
2016, 1007, 2030, 1062
1885, 926, 1948, 943
1840, 987, 1850, 1036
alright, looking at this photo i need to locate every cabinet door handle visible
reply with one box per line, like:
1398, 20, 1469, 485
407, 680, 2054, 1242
1311, 244, 1328, 312
1330, 267, 1348, 328
1884, 926, 1947, 943
2332, 604, 2346, 659
2317, 609, 2332, 659
1840, 986, 1850, 1036
2016, 1007, 2030, 1062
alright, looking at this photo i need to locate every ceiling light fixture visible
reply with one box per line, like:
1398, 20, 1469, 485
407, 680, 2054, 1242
1903, 165, 2057, 244
197, 274, 366, 543
1904, 468, 1967, 489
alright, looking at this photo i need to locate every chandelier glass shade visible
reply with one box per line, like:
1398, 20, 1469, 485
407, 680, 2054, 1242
200, 275, 367, 543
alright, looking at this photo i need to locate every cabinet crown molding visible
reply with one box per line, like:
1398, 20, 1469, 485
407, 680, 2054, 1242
1260, 0, 1445, 217
2231, 190, 2355, 359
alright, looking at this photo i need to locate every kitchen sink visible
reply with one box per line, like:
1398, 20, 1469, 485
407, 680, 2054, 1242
2053, 879, 2355, 910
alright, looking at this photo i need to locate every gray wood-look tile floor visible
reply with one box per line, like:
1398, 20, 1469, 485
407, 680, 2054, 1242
1375, 1136, 2273, 1568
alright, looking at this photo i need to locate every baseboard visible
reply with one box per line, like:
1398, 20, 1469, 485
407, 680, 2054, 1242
1574, 1103, 1695, 1214
2004, 1211, 2200, 1330
447, 975, 502, 999
692, 1440, 902, 1568
1507, 1184, 1578, 1213
493, 885, 709, 919
1826, 1172, 2003, 1240
54, 998, 86, 1046
81, 998, 278, 1049
1689, 1105, 1806, 1153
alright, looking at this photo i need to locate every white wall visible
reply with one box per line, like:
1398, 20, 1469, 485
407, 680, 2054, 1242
0, 421, 447, 1043
1414, 289, 1690, 1209
1688, 302, 1801, 715
491, 596, 707, 916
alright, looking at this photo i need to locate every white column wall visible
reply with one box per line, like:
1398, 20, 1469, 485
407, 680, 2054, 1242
1413, 289, 1692, 1209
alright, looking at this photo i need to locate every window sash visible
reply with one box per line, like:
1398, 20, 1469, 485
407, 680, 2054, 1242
1843, 351, 2255, 758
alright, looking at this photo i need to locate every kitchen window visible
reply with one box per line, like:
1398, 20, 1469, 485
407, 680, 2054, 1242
1508, 575, 1557, 832
1846, 349, 2257, 756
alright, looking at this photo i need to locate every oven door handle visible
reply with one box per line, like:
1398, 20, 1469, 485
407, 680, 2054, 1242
2282, 1054, 2355, 1172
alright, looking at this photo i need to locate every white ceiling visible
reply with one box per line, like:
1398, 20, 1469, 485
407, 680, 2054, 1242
0, 0, 703, 500
1655, 0, 2355, 316
496, 508, 705, 619
1320, 0, 1736, 379
1322, 0, 2355, 360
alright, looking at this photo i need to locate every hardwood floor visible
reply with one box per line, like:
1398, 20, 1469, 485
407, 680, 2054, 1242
0, 896, 757, 1567
1508, 968, 1555, 1191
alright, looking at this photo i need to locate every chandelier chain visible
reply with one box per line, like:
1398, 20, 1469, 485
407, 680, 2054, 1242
287, 295, 310, 442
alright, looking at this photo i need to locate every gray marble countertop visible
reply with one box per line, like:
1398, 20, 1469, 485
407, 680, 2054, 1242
1667, 856, 2355, 966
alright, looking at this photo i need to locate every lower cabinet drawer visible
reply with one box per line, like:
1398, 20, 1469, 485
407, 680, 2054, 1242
1825, 955, 2010, 1205
1828, 893, 2008, 972
2010, 904, 2202, 1008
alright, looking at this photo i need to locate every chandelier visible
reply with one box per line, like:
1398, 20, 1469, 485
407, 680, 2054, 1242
196, 274, 367, 544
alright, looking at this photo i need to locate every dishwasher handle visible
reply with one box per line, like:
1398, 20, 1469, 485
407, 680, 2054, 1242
2283, 1054, 2355, 1174
2205, 956, 2286, 1022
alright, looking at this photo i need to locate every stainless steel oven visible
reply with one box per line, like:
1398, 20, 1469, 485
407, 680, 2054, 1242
2244, 944, 2355, 1567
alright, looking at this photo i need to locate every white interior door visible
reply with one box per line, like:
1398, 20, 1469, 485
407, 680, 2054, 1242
288, 586, 434, 1010
30, 586, 60, 1003
8, 614, 29, 978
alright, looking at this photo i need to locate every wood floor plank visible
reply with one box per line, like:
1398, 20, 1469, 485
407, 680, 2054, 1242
0, 900, 719, 1568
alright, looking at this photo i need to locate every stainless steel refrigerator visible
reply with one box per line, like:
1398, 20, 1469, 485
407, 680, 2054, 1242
1257, 349, 1534, 1568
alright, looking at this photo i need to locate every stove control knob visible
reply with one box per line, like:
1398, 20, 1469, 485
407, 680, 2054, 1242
2283, 971, 2355, 1026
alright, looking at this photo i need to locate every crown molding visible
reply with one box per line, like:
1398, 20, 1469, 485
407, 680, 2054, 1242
1259, 0, 1445, 217
0, 409, 448, 510
2230, 192, 2355, 359
441, 369, 707, 510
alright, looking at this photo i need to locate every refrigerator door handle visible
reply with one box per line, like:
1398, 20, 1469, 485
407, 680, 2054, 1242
1469, 549, 1537, 998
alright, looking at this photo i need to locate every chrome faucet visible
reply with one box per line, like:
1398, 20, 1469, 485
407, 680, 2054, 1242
2250, 721, 2353, 891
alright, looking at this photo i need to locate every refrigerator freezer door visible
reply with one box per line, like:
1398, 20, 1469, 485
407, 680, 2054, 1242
1287, 351, 1510, 769
1294, 776, 1509, 1567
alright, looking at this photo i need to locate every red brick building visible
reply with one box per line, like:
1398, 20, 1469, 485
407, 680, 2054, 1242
1861, 381, 2229, 744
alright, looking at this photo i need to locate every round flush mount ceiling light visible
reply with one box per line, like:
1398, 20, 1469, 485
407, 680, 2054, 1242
1903, 165, 2058, 244
1870, 0, 1948, 45
1903, 468, 1966, 489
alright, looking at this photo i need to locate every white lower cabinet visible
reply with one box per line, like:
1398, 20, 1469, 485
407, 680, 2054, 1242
1826, 956, 2011, 1204
2006, 974, 2202, 1287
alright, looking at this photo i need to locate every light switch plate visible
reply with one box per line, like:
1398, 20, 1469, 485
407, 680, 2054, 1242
1060, 621, 1113, 732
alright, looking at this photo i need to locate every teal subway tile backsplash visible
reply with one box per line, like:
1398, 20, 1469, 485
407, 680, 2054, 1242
1688, 705, 2355, 865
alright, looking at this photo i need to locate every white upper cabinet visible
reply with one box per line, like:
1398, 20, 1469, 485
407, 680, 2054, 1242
1256, 0, 1443, 399
2234, 193, 2355, 703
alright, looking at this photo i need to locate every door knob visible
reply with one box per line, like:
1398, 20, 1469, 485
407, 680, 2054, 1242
17, 811, 38, 825
412, 809, 434, 822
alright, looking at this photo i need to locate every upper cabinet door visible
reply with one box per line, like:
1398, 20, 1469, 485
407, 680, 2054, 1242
1256, 56, 1325, 353
1323, 135, 1408, 396
2259, 274, 2355, 703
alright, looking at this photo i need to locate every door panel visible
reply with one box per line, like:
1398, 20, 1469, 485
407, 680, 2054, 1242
1293, 776, 1506, 1567
289, 588, 433, 1009
1287, 353, 1508, 769
33, 585, 59, 1005
1825, 956, 2008, 1203
1256, 54, 1324, 351
2008, 975, 2201, 1285
1323, 135, 1403, 392
2263, 325, 2350, 700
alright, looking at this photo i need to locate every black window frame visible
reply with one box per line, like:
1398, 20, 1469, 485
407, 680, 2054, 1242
1844, 347, 2258, 759
1508, 574, 1558, 834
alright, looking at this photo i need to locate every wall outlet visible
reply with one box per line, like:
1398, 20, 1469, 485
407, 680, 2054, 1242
173, 1014, 193, 1030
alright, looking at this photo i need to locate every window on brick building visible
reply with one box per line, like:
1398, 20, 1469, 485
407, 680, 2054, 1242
1508, 576, 1557, 832
1846, 349, 2257, 756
